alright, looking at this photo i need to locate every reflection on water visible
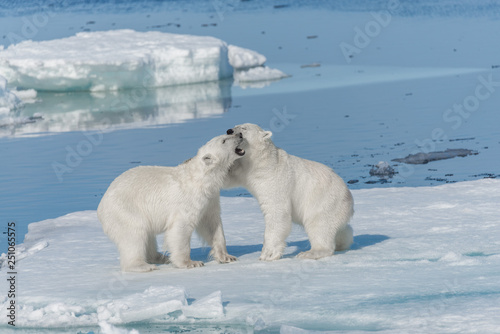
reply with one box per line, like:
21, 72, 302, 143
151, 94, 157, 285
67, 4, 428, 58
0, 79, 233, 137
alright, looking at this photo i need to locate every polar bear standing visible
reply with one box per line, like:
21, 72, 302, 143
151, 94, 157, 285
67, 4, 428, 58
97, 134, 246, 272
225, 123, 353, 261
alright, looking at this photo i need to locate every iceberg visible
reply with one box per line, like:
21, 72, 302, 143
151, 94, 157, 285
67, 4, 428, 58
0, 75, 22, 115
0, 30, 287, 92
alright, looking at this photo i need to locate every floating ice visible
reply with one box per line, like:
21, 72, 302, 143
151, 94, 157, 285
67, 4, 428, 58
0, 240, 48, 269
0, 30, 287, 92
369, 161, 396, 177
1, 179, 499, 332
182, 290, 224, 319
99, 321, 139, 334
234, 66, 289, 83
228, 45, 266, 70
0, 74, 22, 115
392, 148, 478, 164
97, 286, 187, 324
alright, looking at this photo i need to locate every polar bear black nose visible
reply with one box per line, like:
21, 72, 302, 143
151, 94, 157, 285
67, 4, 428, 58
227, 129, 234, 135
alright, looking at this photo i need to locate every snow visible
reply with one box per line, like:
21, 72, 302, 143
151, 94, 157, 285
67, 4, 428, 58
227, 45, 266, 70
99, 321, 139, 334
0, 30, 287, 92
234, 66, 289, 83
1, 179, 500, 332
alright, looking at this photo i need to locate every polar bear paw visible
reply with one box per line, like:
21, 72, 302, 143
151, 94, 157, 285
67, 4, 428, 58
183, 260, 205, 269
297, 249, 333, 260
259, 248, 283, 261
124, 262, 158, 273
216, 253, 237, 263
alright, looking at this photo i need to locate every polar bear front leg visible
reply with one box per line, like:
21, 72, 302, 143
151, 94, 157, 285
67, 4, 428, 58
197, 197, 237, 263
259, 208, 292, 261
165, 223, 204, 269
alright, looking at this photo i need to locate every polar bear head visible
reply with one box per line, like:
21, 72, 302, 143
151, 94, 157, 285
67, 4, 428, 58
197, 134, 246, 169
226, 123, 272, 156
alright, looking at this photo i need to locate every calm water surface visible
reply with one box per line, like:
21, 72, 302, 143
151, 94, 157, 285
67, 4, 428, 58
1, 1, 499, 244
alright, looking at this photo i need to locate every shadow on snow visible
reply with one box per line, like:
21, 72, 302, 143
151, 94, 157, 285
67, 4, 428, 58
190, 234, 390, 261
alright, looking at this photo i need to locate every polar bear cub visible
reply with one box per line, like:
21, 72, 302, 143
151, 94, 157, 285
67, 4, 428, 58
225, 123, 353, 261
97, 134, 246, 272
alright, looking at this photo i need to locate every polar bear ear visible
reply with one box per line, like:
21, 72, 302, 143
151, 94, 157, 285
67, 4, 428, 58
263, 130, 272, 139
202, 153, 216, 166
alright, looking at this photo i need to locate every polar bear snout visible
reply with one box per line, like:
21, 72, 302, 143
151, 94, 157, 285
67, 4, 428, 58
234, 137, 246, 156
226, 128, 243, 139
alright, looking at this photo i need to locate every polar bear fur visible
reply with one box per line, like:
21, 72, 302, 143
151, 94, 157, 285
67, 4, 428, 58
225, 123, 354, 261
97, 134, 245, 272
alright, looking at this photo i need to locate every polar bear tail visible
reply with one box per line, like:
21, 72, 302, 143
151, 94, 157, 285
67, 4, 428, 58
335, 224, 354, 251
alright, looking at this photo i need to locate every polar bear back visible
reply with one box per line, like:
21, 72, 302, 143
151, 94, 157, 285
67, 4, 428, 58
283, 153, 353, 223
98, 165, 205, 235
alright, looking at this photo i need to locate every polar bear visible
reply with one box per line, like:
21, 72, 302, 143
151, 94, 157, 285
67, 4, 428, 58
97, 134, 246, 272
224, 123, 353, 261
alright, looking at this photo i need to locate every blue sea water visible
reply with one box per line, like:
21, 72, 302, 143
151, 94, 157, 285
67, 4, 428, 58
0, 2, 500, 334
1, 0, 500, 254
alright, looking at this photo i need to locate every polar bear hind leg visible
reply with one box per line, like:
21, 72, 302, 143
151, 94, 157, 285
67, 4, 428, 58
335, 224, 353, 251
298, 220, 353, 259
116, 231, 158, 272
146, 234, 170, 264
297, 217, 341, 260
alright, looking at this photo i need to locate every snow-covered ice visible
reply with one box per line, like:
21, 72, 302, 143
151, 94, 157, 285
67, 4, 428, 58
227, 45, 266, 70
1, 179, 499, 333
0, 74, 39, 129
0, 75, 22, 115
0, 30, 287, 92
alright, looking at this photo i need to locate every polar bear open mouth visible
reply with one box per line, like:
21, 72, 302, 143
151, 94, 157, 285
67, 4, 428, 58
235, 147, 245, 156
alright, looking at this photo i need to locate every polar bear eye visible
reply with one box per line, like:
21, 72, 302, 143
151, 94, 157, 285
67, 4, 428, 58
222, 139, 226, 144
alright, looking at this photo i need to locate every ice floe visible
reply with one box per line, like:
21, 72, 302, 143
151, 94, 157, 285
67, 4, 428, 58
0, 30, 287, 92
1, 179, 499, 332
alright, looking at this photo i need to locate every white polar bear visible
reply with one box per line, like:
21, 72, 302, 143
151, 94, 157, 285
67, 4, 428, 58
224, 123, 354, 261
97, 134, 246, 272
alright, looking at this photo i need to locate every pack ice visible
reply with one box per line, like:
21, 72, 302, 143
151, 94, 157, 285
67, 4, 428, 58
0, 29, 287, 92
1, 179, 499, 333
0, 75, 22, 114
